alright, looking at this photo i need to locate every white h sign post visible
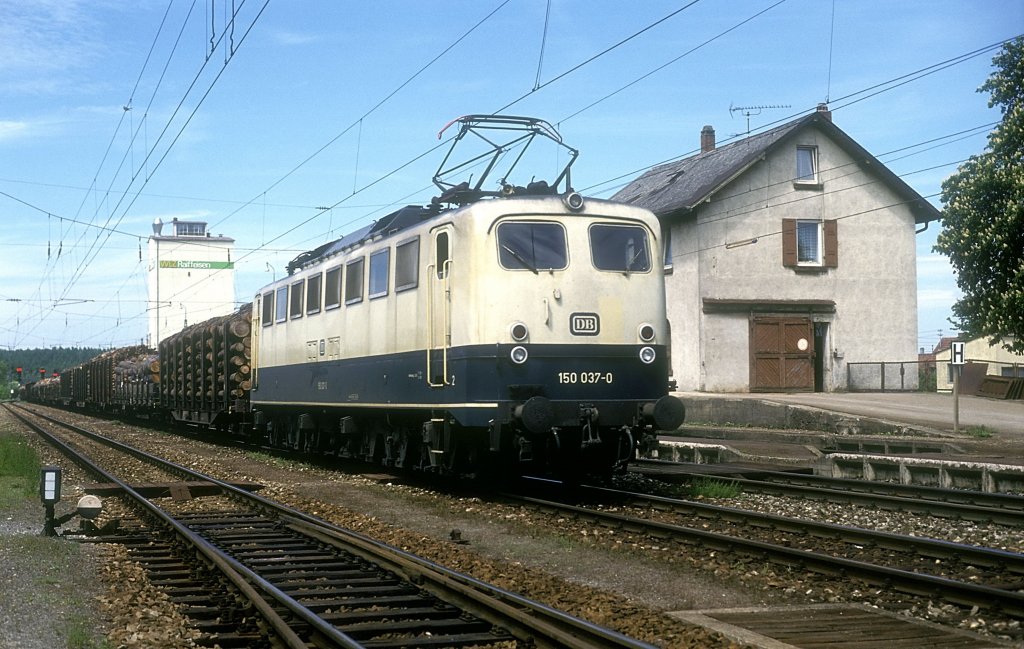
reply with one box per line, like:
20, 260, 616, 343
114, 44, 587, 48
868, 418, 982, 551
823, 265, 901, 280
950, 342, 966, 433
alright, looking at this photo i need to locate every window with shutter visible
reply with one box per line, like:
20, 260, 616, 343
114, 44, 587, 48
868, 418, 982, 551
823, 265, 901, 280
782, 218, 837, 269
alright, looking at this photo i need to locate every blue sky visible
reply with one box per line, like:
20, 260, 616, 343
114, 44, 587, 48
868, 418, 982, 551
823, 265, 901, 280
1, 0, 1019, 353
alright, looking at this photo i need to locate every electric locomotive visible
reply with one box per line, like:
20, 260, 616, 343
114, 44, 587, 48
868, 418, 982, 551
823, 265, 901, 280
249, 116, 684, 477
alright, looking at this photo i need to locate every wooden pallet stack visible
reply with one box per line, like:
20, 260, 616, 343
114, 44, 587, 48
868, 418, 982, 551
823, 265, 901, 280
976, 376, 1024, 400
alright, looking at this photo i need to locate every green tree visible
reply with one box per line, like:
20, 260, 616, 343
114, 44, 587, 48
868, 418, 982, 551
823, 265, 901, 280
935, 37, 1024, 353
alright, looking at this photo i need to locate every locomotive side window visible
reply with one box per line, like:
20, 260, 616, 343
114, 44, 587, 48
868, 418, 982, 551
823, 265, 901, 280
434, 232, 449, 279
497, 222, 567, 272
274, 286, 288, 323
395, 237, 419, 291
261, 291, 274, 327
289, 280, 304, 319
306, 273, 322, 315
324, 266, 342, 310
369, 249, 390, 299
345, 258, 364, 305
589, 224, 651, 272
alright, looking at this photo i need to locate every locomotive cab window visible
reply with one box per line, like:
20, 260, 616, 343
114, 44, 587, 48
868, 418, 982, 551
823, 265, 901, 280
324, 266, 341, 310
369, 249, 389, 299
345, 258, 364, 305
289, 280, 304, 319
590, 224, 651, 272
306, 273, 322, 315
261, 291, 274, 327
496, 221, 567, 272
274, 286, 288, 323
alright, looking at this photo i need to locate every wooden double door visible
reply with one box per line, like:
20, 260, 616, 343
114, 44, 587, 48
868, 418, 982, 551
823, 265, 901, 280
750, 317, 816, 392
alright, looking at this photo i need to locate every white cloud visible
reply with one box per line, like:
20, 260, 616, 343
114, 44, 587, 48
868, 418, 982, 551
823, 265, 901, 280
918, 287, 961, 309
917, 253, 957, 280
0, 120, 32, 141
271, 30, 320, 46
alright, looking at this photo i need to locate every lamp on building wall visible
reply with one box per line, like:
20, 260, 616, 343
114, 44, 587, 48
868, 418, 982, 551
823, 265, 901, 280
725, 237, 759, 250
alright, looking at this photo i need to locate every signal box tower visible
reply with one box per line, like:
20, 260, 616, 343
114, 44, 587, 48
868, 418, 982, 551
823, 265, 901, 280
147, 218, 235, 346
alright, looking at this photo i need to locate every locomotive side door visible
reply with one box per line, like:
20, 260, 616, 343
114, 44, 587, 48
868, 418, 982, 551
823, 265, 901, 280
426, 227, 452, 386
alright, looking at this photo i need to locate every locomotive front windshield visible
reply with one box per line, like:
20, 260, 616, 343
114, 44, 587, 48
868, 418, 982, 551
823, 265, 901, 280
497, 222, 568, 272
589, 224, 652, 272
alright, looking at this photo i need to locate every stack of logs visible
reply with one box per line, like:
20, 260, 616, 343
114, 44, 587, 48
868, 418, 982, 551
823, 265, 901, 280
159, 305, 252, 413
113, 350, 161, 406
58, 345, 155, 407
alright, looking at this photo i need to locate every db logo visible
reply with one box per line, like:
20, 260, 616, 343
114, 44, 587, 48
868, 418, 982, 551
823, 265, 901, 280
570, 313, 600, 336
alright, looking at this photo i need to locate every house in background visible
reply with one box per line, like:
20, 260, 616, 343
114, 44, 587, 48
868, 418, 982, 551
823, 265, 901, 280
613, 105, 941, 392
934, 337, 1024, 392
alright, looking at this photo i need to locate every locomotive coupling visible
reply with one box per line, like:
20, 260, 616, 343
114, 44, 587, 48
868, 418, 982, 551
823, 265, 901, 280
642, 395, 686, 432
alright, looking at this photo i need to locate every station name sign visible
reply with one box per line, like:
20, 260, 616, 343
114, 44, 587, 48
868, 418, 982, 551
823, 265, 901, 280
159, 260, 234, 270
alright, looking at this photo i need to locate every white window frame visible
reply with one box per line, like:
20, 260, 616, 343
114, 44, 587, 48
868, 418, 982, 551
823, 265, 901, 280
368, 248, 390, 299
289, 279, 304, 320
395, 237, 420, 292
306, 273, 322, 315
324, 266, 342, 310
345, 257, 365, 305
274, 286, 288, 323
795, 145, 819, 185
796, 220, 823, 266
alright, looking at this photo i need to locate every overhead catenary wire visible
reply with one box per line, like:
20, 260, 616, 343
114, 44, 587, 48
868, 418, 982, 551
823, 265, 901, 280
7, 1, 272, 348
3, 9, 1010, 348
208, 0, 513, 232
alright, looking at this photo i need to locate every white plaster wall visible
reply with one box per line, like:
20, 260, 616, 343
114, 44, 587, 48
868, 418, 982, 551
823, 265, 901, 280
148, 237, 236, 345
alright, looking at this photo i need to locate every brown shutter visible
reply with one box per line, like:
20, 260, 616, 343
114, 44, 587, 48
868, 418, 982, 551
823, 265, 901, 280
823, 219, 838, 267
782, 218, 797, 266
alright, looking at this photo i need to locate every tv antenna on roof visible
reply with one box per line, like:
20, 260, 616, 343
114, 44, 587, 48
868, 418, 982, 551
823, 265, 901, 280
729, 103, 791, 136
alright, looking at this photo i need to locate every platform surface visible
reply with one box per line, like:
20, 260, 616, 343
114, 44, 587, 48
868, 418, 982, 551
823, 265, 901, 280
677, 391, 1023, 436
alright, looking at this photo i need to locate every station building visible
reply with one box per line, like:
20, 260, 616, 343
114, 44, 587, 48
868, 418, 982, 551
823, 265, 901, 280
147, 218, 236, 346
614, 106, 941, 393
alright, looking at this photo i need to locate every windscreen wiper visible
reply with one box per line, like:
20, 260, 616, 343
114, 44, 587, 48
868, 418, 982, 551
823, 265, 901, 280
502, 245, 539, 274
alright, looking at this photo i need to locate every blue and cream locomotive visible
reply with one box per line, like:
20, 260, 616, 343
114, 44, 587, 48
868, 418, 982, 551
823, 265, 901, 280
250, 116, 684, 476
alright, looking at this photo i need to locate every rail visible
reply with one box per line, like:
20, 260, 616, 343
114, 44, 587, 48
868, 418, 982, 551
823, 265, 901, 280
7, 403, 655, 649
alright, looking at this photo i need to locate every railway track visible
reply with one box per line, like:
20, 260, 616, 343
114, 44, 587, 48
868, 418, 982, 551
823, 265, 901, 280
633, 458, 1024, 526
510, 477, 1024, 620
6, 403, 655, 649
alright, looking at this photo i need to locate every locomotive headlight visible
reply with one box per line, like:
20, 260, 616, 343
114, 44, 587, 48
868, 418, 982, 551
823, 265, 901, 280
638, 323, 656, 342
562, 192, 585, 212
510, 322, 529, 342
510, 345, 529, 364
639, 346, 656, 365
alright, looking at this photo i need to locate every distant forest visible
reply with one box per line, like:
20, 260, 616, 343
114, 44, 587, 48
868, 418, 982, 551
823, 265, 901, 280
0, 347, 104, 382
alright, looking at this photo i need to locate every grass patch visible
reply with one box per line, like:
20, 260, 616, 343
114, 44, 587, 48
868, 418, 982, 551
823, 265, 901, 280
0, 434, 41, 506
66, 614, 112, 649
688, 476, 742, 499
964, 425, 995, 439
243, 449, 310, 470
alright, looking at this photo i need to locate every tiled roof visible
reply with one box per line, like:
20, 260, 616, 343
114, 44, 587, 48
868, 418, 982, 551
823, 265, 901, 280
612, 111, 941, 224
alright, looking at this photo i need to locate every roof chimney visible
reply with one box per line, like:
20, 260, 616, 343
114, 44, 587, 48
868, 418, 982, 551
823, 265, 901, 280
816, 103, 832, 122
700, 125, 716, 153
